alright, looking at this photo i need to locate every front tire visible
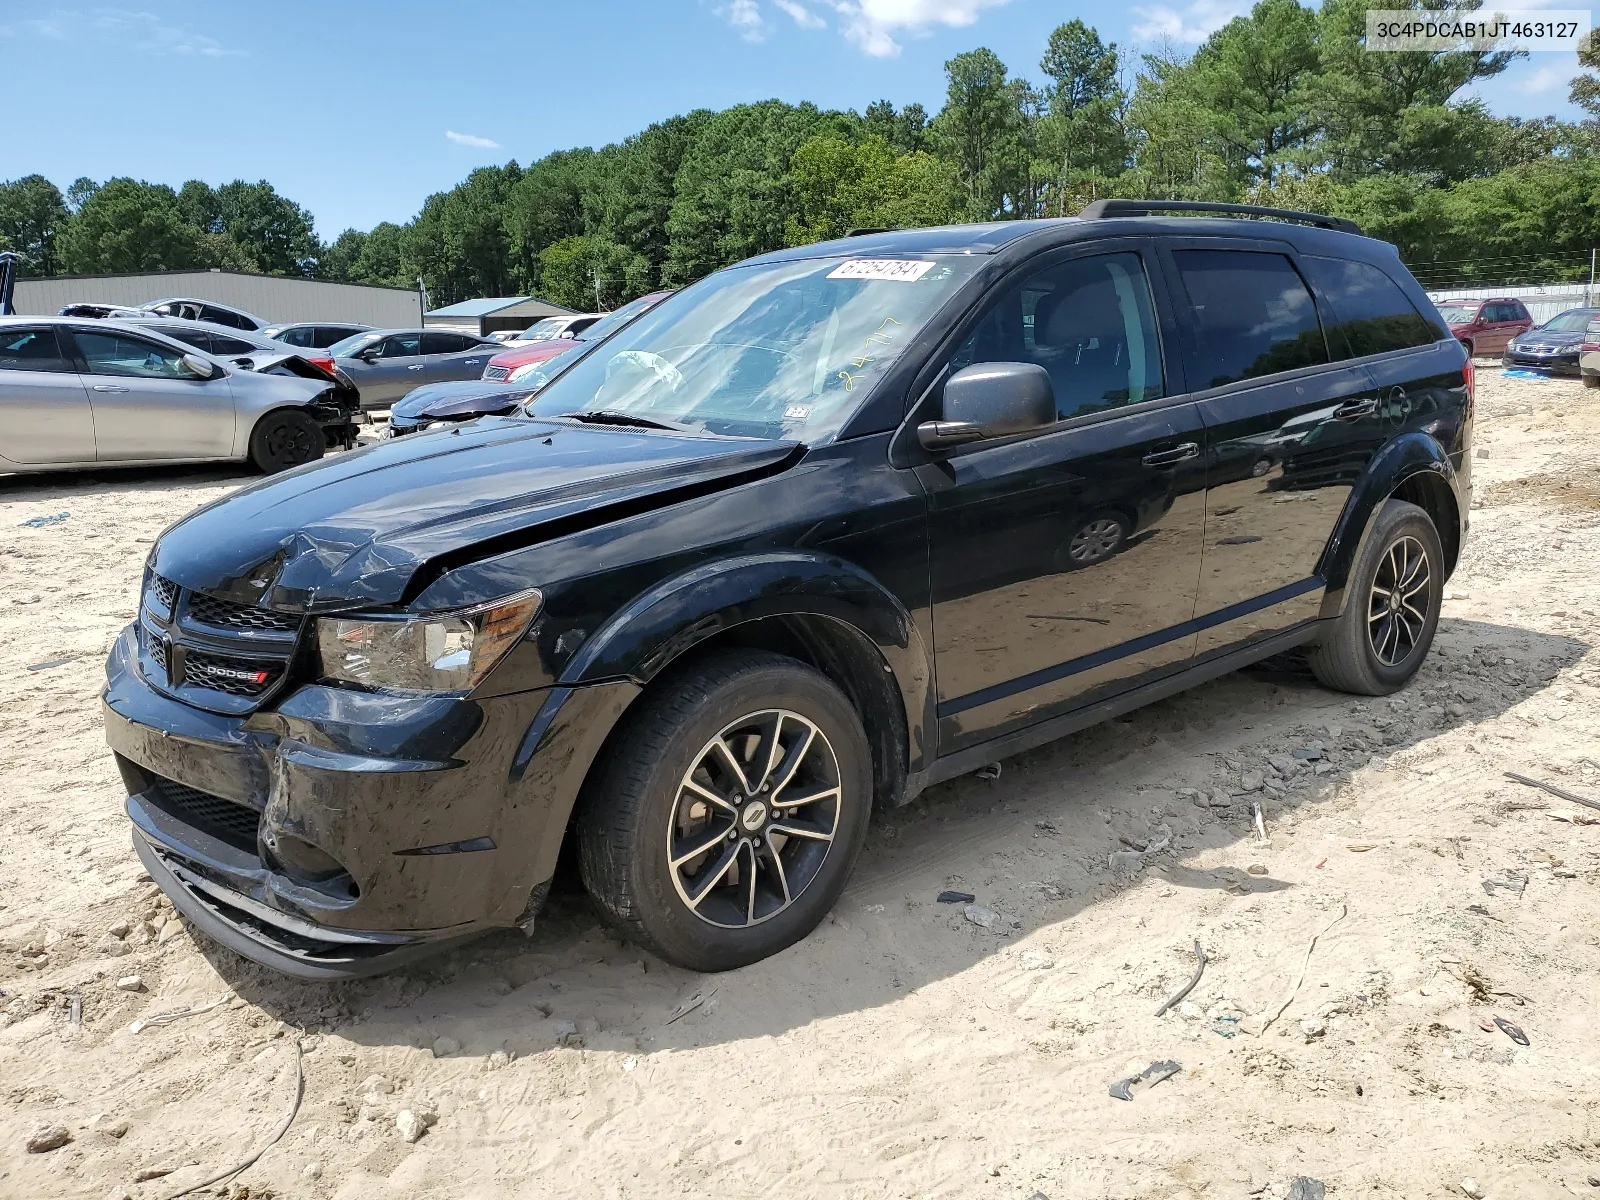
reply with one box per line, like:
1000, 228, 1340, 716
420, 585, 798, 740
248, 409, 325, 473
576, 650, 873, 972
1309, 498, 1443, 695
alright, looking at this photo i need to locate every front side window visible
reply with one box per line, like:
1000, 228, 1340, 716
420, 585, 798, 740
75, 331, 191, 379
201, 305, 250, 329
1173, 250, 1327, 389
379, 333, 423, 358
1300, 256, 1442, 358
947, 251, 1165, 419
0, 327, 70, 373
329, 331, 383, 358
527, 255, 983, 442
519, 318, 565, 342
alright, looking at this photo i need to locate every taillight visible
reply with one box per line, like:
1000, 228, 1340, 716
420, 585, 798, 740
1462, 357, 1474, 402
1583, 342, 1600, 353
307, 356, 336, 377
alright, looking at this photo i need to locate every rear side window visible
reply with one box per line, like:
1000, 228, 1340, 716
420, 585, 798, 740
422, 332, 469, 354
201, 305, 251, 329
276, 326, 314, 347
1300, 257, 1442, 358
1508, 302, 1530, 321
209, 334, 258, 356
0, 327, 71, 373
1171, 251, 1327, 389
160, 328, 214, 354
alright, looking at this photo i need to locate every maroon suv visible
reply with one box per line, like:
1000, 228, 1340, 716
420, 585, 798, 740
1434, 297, 1533, 358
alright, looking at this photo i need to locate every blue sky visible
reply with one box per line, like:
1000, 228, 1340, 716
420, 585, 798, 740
3, 1, 1580, 240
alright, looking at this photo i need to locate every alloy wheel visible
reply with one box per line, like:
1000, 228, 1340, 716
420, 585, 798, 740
666, 709, 841, 929
266, 420, 313, 463
1367, 534, 1431, 667
1068, 517, 1125, 564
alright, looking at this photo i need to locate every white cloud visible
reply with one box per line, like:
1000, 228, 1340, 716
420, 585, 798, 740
773, 0, 827, 29
831, 0, 1014, 57
720, 0, 767, 41
9, 8, 243, 56
445, 130, 502, 149
1513, 61, 1573, 95
1131, 0, 1246, 43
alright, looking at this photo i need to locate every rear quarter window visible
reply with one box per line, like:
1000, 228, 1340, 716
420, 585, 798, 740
1300, 256, 1444, 358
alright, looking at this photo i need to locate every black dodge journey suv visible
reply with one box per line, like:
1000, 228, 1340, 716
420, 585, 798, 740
105, 200, 1471, 978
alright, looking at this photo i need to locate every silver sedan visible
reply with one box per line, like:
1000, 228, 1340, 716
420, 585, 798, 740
0, 317, 359, 475
328, 328, 499, 408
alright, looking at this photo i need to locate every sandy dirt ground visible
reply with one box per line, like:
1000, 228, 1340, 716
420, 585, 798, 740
2, 369, 1598, 1200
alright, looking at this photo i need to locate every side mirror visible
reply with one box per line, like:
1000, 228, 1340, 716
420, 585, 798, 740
356, 346, 381, 362
179, 353, 217, 380
918, 362, 1056, 450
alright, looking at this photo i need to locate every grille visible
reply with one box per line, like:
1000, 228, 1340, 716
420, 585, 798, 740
149, 636, 169, 675
483, 365, 510, 381
147, 777, 261, 852
187, 591, 300, 633
151, 574, 178, 608
184, 650, 280, 697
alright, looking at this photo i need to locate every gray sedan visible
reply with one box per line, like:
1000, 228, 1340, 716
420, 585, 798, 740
0, 317, 359, 475
328, 328, 498, 408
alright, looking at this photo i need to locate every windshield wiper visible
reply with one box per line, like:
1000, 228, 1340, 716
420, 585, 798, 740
565, 409, 692, 433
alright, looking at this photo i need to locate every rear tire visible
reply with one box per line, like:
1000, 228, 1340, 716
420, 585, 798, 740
248, 409, 325, 474
1309, 499, 1443, 696
576, 650, 872, 972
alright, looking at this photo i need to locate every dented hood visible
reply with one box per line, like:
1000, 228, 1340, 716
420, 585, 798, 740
152, 416, 797, 611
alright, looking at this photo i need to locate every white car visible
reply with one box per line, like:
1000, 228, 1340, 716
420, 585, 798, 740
501, 313, 602, 345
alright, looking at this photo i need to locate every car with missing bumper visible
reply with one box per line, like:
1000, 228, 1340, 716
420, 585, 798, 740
106, 201, 1471, 978
0, 317, 360, 474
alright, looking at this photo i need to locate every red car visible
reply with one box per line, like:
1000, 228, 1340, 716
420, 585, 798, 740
1433, 296, 1533, 359
482, 290, 674, 382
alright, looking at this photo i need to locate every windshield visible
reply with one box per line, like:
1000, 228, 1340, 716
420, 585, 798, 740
1541, 309, 1596, 332
576, 293, 663, 342
1435, 304, 1476, 325
328, 331, 383, 358
517, 318, 566, 342
526, 256, 980, 442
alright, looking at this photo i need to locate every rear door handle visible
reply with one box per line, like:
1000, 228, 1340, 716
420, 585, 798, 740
92, 384, 130, 393
408, 364, 425, 371
1141, 442, 1199, 467
1333, 398, 1378, 421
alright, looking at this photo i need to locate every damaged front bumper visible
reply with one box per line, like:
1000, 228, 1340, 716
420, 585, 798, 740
103, 623, 635, 979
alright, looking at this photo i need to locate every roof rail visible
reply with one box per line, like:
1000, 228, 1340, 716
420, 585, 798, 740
1078, 199, 1362, 236
843, 227, 892, 237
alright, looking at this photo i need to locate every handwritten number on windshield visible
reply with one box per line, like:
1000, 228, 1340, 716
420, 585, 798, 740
837, 317, 901, 392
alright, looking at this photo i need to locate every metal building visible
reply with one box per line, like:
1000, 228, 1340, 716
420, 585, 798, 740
423, 296, 576, 337
13, 269, 423, 327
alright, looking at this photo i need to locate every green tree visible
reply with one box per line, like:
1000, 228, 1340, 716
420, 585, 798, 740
64, 177, 99, 214
1185, 0, 1323, 187
538, 235, 652, 310
214, 181, 320, 275
864, 99, 931, 153
787, 135, 964, 243
504, 150, 592, 292
0, 175, 70, 274
932, 48, 1022, 216
1036, 21, 1129, 212
1123, 48, 1236, 200
57, 178, 206, 273
1314, 0, 1518, 181
1571, 33, 1600, 116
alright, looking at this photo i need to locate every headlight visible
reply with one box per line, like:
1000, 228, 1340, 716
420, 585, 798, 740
316, 589, 542, 693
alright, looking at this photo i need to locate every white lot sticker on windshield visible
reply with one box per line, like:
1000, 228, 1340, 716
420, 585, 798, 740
826, 259, 936, 283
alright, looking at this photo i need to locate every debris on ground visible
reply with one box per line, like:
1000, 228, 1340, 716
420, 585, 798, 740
25, 1124, 72, 1153
397, 1106, 438, 1144
19, 512, 69, 528
976, 762, 1002, 781
1493, 1016, 1530, 1046
1504, 771, 1600, 812
1286, 1179, 1326, 1200
937, 890, 976, 904
665, 990, 715, 1025
1482, 871, 1528, 898
115, 975, 145, 992
432, 1036, 461, 1058
964, 903, 1002, 929
1258, 904, 1348, 1036
1460, 1179, 1484, 1199
1155, 940, 1208, 1017
1108, 1060, 1181, 1101
129, 996, 227, 1034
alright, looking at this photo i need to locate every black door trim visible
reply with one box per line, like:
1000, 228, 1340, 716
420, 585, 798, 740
936, 575, 1321, 718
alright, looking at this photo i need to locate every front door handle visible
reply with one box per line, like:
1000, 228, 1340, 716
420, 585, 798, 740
1333, 398, 1378, 421
408, 364, 425, 371
92, 383, 131, 393
1141, 442, 1199, 467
